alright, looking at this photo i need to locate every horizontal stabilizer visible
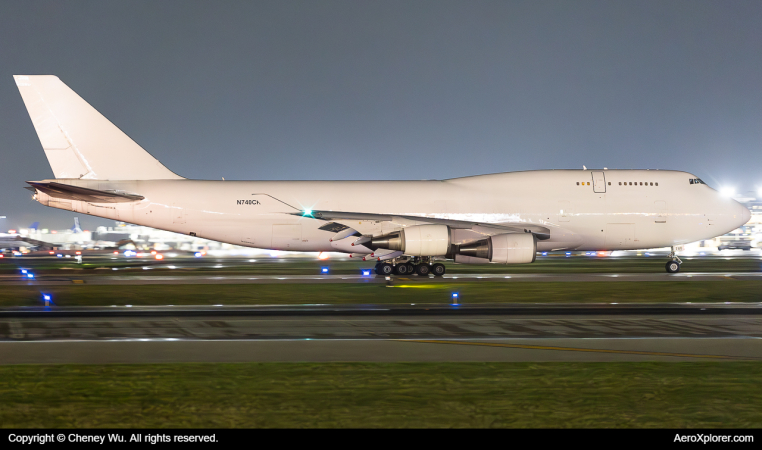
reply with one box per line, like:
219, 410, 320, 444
27, 181, 144, 203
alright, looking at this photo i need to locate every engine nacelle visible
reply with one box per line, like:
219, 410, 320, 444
457, 233, 536, 264
370, 224, 450, 256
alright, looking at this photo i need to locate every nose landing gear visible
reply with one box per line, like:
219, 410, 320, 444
665, 247, 683, 273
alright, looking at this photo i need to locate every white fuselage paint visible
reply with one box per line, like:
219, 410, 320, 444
33, 169, 749, 254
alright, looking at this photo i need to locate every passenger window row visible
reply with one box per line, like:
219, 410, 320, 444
689, 178, 705, 185
576, 181, 659, 186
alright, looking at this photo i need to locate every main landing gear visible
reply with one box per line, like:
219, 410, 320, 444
374, 259, 446, 277
665, 247, 683, 273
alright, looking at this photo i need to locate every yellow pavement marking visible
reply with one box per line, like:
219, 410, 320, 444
400, 339, 749, 360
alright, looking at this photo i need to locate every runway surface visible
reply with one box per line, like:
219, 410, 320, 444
2, 303, 761, 363
2, 271, 762, 285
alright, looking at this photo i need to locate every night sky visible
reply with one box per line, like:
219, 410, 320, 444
1, 0, 760, 230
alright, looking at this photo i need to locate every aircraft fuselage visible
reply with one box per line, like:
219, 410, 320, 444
32, 169, 749, 253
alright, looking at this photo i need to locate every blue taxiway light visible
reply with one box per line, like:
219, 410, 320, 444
321, 267, 329, 273
362, 270, 371, 276
43, 295, 50, 301
20, 269, 27, 274
27, 273, 34, 278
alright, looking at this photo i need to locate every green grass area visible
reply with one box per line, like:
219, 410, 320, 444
2, 255, 761, 276
1, 362, 760, 428
2, 280, 760, 307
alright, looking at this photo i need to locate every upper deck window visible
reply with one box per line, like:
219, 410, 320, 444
689, 178, 706, 185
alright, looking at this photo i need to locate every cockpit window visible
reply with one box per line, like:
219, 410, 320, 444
689, 178, 705, 185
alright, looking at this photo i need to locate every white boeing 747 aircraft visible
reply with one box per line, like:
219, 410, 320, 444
14, 75, 750, 275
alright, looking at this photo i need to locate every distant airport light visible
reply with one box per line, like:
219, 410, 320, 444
598, 251, 606, 256
155, 254, 164, 260
194, 252, 203, 258
56, 254, 62, 258
321, 267, 329, 274
27, 273, 34, 279
565, 252, 571, 257
8, 229, 16, 234
49, 251, 54, 255
75, 251, 81, 255
20, 269, 27, 274
43, 294, 50, 301
113, 251, 118, 255
452, 292, 459, 305
150, 250, 157, 255
317, 252, 330, 260
362, 269, 371, 276
542, 252, 547, 256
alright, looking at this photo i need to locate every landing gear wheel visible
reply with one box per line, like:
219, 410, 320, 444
431, 263, 446, 277
415, 264, 431, 276
405, 263, 415, 274
665, 260, 681, 273
376, 263, 394, 275
394, 263, 410, 275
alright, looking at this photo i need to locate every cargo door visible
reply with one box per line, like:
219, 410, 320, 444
172, 203, 186, 224
592, 171, 606, 193
605, 223, 635, 249
558, 201, 571, 222
654, 201, 667, 223
272, 224, 301, 249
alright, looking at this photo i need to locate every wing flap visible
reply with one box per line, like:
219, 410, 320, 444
298, 209, 551, 238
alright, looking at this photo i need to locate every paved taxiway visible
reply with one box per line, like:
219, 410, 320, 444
2, 271, 762, 285
1, 304, 761, 363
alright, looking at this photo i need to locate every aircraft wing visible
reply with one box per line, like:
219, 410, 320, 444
292, 210, 551, 239
27, 181, 144, 203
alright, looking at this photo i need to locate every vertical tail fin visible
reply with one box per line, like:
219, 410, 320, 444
14, 75, 183, 180
72, 217, 82, 233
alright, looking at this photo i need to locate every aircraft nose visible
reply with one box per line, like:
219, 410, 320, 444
740, 203, 751, 225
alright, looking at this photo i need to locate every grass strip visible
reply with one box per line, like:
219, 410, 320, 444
1, 280, 760, 307
0, 362, 760, 428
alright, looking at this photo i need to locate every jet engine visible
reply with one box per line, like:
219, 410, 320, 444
370, 224, 450, 256
456, 233, 536, 264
